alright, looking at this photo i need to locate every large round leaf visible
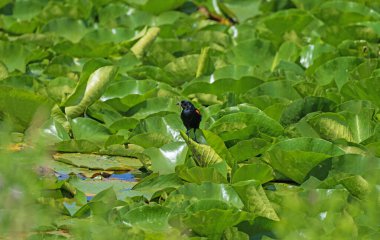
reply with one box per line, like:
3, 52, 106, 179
0, 86, 53, 131
232, 163, 274, 184
126, 97, 180, 119
227, 39, 276, 70
145, 142, 188, 174
209, 112, 283, 141
312, 56, 363, 89
42, 18, 89, 43
169, 182, 244, 209
53, 153, 142, 171
242, 80, 301, 101
183, 199, 250, 239
267, 137, 345, 183
122, 205, 172, 232
280, 96, 336, 126
175, 165, 228, 184
71, 118, 112, 146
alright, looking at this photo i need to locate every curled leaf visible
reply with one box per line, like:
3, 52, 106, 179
65, 65, 118, 118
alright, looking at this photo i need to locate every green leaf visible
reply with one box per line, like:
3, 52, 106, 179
169, 182, 244, 209
71, 118, 111, 146
68, 178, 135, 199
123, 205, 172, 232
202, 129, 236, 167
65, 65, 118, 118
196, 47, 214, 78
341, 77, 380, 106
182, 77, 263, 97
180, 130, 228, 178
102, 79, 158, 101
126, 97, 180, 119
0, 61, 8, 80
131, 27, 160, 58
53, 153, 142, 171
42, 18, 89, 43
315, 1, 380, 25
109, 118, 139, 133
271, 41, 301, 71
341, 109, 375, 143
81, 28, 135, 44
267, 137, 345, 183
86, 101, 123, 126
63, 59, 112, 106
40, 119, 70, 144
176, 165, 228, 184
227, 39, 276, 70
46, 77, 77, 104
339, 174, 370, 199
183, 199, 250, 239
133, 113, 184, 141
130, 173, 183, 200
242, 80, 301, 101
222, 0, 261, 22
0, 86, 53, 131
213, 65, 259, 80
307, 112, 354, 142
257, 9, 318, 45
144, 142, 188, 174
164, 54, 199, 84
280, 96, 336, 126
55, 139, 100, 153
134, 0, 186, 14
209, 111, 283, 141
312, 56, 363, 89
232, 164, 274, 184
229, 138, 271, 162
0, 41, 31, 72
129, 132, 171, 148
233, 180, 279, 221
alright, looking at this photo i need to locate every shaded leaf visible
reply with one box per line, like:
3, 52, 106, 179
267, 137, 345, 183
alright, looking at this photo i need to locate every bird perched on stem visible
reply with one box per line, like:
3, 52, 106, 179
178, 100, 202, 142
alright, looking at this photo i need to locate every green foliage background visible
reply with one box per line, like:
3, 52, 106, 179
0, 0, 380, 239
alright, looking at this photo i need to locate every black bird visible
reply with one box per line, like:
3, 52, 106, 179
179, 100, 202, 142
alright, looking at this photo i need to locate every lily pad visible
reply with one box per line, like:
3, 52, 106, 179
53, 153, 142, 171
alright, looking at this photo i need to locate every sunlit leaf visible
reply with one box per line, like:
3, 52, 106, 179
232, 163, 274, 184
145, 142, 188, 174
169, 182, 244, 209
65, 65, 118, 118
180, 130, 228, 177
53, 153, 142, 171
